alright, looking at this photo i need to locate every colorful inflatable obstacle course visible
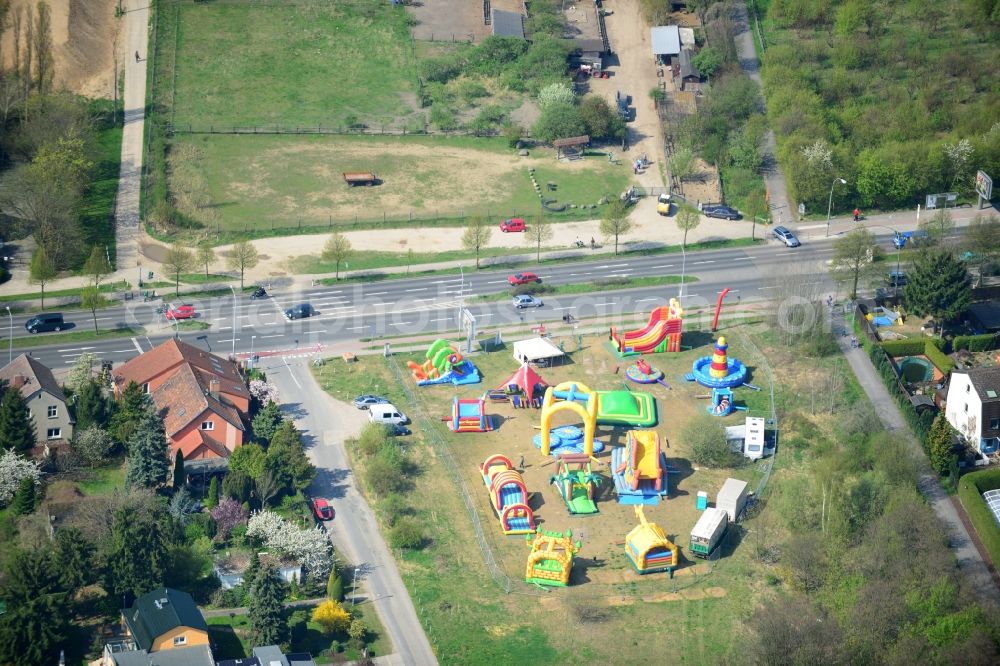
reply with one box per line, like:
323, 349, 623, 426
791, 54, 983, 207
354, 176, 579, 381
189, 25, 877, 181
624, 358, 669, 388
447, 393, 494, 432
611, 430, 670, 505
407, 339, 481, 386
688, 336, 747, 389
549, 454, 601, 515
533, 425, 606, 456
489, 363, 549, 408
479, 454, 536, 534
525, 528, 581, 587
610, 298, 683, 356
625, 506, 678, 575
538, 383, 599, 456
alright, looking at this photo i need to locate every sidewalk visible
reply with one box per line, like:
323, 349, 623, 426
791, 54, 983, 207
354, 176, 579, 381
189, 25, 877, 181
831, 307, 1000, 608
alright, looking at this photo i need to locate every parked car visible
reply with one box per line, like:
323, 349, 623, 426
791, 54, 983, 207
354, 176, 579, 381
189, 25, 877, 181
369, 404, 408, 426
24, 313, 64, 333
353, 394, 390, 410
284, 303, 315, 320
887, 270, 908, 288
165, 304, 196, 320
312, 498, 334, 521
772, 226, 801, 247
702, 204, 741, 220
512, 295, 543, 309
508, 272, 541, 286
500, 218, 526, 232
656, 193, 672, 215
385, 423, 412, 436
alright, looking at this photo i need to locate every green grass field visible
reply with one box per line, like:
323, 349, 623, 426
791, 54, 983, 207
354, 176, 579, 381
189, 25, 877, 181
170, 0, 420, 128
168, 134, 630, 234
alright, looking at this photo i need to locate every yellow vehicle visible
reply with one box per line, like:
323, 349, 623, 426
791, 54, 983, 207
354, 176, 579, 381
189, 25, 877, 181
656, 193, 672, 215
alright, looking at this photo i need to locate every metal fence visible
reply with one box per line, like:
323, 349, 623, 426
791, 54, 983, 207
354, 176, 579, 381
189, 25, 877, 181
163, 122, 508, 138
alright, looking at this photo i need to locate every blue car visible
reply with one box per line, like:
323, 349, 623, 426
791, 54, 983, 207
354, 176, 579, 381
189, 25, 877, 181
892, 230, 929, 249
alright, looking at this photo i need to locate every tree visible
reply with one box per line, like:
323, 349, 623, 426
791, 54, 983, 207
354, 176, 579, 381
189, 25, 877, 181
248, 563, 288, 647
313, 599, 351, 635
229, 442, 266, 479
830, 228, 882, 299
668, 147, 696, 182
502, 121, 523, 148
266, 425, 316, 497
962, 215, 1000, 286
461, 217, 491, 269
162, 245, 194, 297
536, 82, 576, 111
321, 233, 353, 280
599, 199, 632, 255
0, 450, 42, 505
167, 488, 198, 525
205, 476, 220, 509
251, 401, 282, 444
80, 285, 108, 333
227, 240, 259, 289
685, 413, 740, 467
27, 244, 56, 308
744, 188, 767, 240
195, 243, 216, 278
692, 46, 724, 78
82, 245, 112, 287
918, 208, 956, 245
524, 217, 553, 262
11, 475, 36, 515
675, 205, 700, 249
125, 411, 170, 490
327, 565, 345, 601
172, 449, 185, 489
54, 528, 96, 591
72, 425, 115, 467
578, 95, 625, 140
109, 381, 152, 447
243, 551, 261, 591
0, 548, 69, 665
73, 380, 110, 432
222, 469, 254, 503
904, 249, 972, 326
107, 501, 170, 600
210, 497, 248, 541
66, 352, 98, 393
0, 386, 36, 455
532, 102, 585, 143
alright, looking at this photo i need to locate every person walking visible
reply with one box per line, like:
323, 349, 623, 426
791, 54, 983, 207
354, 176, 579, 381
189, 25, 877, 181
853, 208, 860, 222
135, 50, 140, 63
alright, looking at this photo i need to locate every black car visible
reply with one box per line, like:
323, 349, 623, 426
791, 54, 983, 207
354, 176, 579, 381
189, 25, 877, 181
25, 313, 64, 333
284, 303, 315, 320
702, 204, 741, 220
385, 424, 412, 436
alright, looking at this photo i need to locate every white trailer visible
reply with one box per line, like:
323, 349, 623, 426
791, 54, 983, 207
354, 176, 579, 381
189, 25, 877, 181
690, 507, 728, 558
717, 478, 749, 522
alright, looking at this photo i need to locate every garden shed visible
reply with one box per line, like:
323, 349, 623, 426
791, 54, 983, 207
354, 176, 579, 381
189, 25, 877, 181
651, 25, 681, 63
679, 48, 701, 89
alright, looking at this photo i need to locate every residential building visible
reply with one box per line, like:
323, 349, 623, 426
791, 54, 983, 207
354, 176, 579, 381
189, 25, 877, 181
217, 646, 316, 666
944, 366, 1000, 455
121, 588, 210, 653
0, 353, 73, 447
113, 339, 249, 460
104, 645, 215, 666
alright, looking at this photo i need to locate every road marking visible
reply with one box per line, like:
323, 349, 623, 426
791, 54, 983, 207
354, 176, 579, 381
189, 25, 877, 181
282, 357, 302, 389
651, 264, 675, 269
405, 288, 428, 292
111, 349, 135, 353
310, 290, 343, 296
347, 326, 367, 331
719, 289, 739, 293
552, 306, 574, 311
131, 337, 143, 353
260, 334, 284, 339
217, 338, 240, 343
608, 263, 629, 268
429, 317, 450, 322
744, 255, 758, 259
366, 291, 388, 296
218, 326, 232, 331
486, 280, 507, 284
56, 346, 96, 353
692, 260, 715, 264
636, 298, 658, 302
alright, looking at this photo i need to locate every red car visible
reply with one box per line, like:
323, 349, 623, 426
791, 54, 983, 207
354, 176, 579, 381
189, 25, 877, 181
500, 218, 526, 232
165, 304, 196, 320
508, 272, 541, 286
312, 498, 334, 521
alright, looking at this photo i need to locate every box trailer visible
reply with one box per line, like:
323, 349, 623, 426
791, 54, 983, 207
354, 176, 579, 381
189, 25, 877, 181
343, 171, 379, 187
717, 478, 749, 522
690, 507, 728, 558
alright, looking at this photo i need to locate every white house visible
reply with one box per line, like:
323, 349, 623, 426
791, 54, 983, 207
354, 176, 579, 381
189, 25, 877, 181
944, 367, 1000, 455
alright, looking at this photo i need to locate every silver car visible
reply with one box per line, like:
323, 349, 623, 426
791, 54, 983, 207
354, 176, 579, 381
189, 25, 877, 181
512, 295, 544, 309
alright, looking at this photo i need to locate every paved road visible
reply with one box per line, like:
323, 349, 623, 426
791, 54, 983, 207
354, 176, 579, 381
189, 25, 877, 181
832, 308, 1000, 607
264, 357, 437, 666
113, 0, 150, 273
11, 217, 992, 370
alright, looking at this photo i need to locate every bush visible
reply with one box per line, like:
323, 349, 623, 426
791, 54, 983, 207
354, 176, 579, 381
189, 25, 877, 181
952, 333, 999, 352
364, 454, 407, 496
958, 469, 1000, 574
685, 414, 742, 468
388, 517, 427, 549
420, 56, 463, 84
357, 423, 391, 457
380, 493, 413, 527
0, 265, 8, 284
532, 101, 585, 143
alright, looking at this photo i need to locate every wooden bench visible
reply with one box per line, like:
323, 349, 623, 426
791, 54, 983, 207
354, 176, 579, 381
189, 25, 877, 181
342, 352, 357, 363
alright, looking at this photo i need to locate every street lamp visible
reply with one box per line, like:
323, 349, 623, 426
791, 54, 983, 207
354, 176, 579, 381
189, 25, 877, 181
228, 285, 238, 357
825, 177, 848, 237
4, 306, 11, 366
250, 335, 257, 367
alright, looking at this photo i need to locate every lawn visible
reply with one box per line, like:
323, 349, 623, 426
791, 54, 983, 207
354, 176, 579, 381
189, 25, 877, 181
0, 281, 131, 304
74, 464, 126, 496
79, 116, 123, 259
12, 326, 141, 350
312, 323, 797, 664
168, 0, 420, 128
167, 133, 631, 235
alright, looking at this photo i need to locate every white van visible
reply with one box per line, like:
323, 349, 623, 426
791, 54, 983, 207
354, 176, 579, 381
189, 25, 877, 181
368, 404, 408, 426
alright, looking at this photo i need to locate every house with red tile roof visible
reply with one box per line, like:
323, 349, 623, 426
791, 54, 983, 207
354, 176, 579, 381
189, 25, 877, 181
113, 339, 249, 460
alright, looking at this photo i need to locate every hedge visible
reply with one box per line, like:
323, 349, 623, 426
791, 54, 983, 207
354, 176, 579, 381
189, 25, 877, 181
957, 469, 1000, 571
953, 333, 1000, 352
923, 343, 956, 375
880, 339, 927, 356
868, 344, 933, 446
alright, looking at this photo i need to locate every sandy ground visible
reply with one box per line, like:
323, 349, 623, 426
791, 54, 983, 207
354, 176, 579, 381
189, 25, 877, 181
1, 0, 118, 98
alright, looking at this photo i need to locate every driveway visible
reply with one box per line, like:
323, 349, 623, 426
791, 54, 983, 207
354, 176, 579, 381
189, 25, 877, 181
832, 308, 1000, 608
262, 356, 438, 665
